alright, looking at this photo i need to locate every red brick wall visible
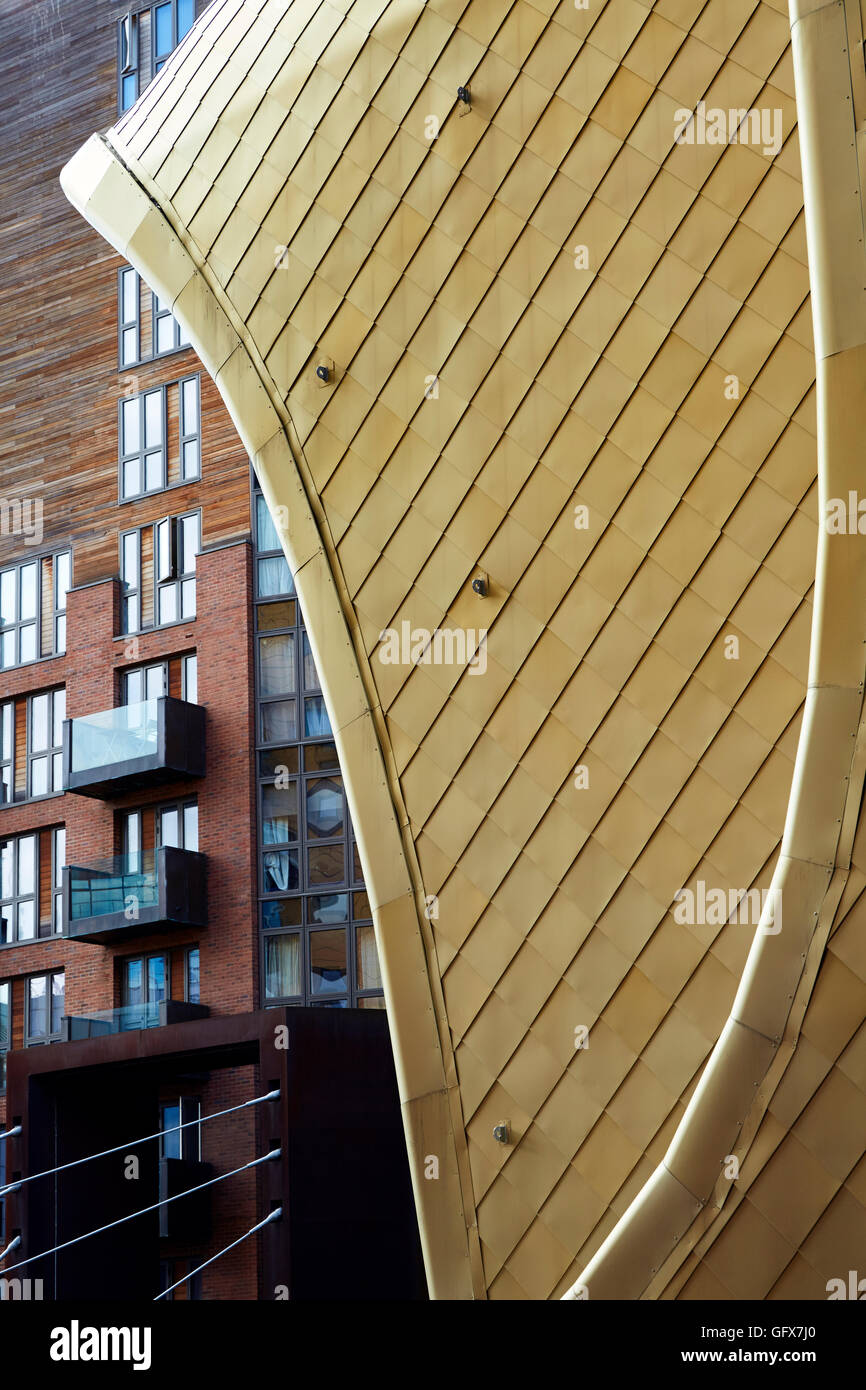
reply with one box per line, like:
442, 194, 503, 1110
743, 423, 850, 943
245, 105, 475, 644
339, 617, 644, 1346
0, 541, 259, 1102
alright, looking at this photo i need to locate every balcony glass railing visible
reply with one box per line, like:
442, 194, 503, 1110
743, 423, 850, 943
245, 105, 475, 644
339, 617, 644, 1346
67, 851, 160, 921
63, 1003, 162, 1038
68, 699, 159, 773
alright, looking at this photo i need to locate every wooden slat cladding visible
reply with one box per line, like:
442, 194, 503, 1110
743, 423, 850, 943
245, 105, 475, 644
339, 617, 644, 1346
166, 380, 180, 487
40, 554, 52, 657
168, 656, 183, 699
0, 0, 251, 597
13, 697, 26, 797
140, 524, 154, 629
38, 827, 52, 935
139, 275, 153, 359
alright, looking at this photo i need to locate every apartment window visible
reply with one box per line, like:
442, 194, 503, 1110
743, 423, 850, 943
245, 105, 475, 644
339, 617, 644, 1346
254, 491, 293, 600
118, 267, 191, 365
54, 551, 70, 653
158, 799, 198, 852
122, 655, 196, 704
178, 376, 200, 480
117, 1, 196, 114
0, 550, 71, 669
154, 0, 195, 72
120, 530, 141, 634
122, 953, 167, 1009
119, 379, 199, 501
159, 1096, 201, 1161
156, 511, 199, 625
118, 10, 138, 111
1, 703, 12, 805
120, 387, 165, 499
119, 265, 140, 366
123, 661, 166, 704
25, 971, 64, 1045
182, 653, 197, 703
26, 688, 65, 798
120, 511, 200, 634
184, 947, 200, 1003
0, 980, 9, 1092
153, 292, 191, 358
1, 834, 37, 943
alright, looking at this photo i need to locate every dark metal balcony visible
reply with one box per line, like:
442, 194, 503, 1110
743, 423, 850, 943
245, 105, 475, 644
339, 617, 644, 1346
62, 846, 207, 945
62, 696, 205, 798
60, 1000, 210, 1040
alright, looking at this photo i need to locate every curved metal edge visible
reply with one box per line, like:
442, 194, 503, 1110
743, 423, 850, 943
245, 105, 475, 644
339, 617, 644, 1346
58, 131, 483, 1302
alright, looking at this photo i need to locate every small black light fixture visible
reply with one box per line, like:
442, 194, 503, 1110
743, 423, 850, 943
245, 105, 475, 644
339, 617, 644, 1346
472, 572, 487, 597
316, 364, 330, 383
457, 84, 471, 111
493, 1123, 509, 1144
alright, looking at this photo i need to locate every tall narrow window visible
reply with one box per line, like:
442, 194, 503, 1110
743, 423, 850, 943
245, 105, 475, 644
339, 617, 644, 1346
1, 834, 37, 943
120, 528, 141, 635
118, 12, 138, 111
182, 653, 197, 703
27, 688, 65, 797
179, 376, 200, 480
54, 550, 69, 654
185, 947, 200, 1003
119, 266, 140, 366
120, 387, 166, 499
156, 511, 199, 625
51, 827, 65, 936
25, 971, 64, 1045
159, 1096, 201, 1160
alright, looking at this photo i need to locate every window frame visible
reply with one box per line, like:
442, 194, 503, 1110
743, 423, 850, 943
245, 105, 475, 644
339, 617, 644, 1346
118, 265, 141, 368
117, 11, 139, 113
184, 946, 200, 1004
0, 551, 72, 671
1, 832, 38, 946
121, 951, 168, 1013
119, 385, 167, 502
24, 970, 65, 1046
26, 687, 65, 800
157, 796, 198, 853
159, 1095, 201, 1162
120, 510, 200, 635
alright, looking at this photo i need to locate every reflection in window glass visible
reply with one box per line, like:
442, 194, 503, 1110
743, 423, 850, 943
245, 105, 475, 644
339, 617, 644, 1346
310, 929, 347, 995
